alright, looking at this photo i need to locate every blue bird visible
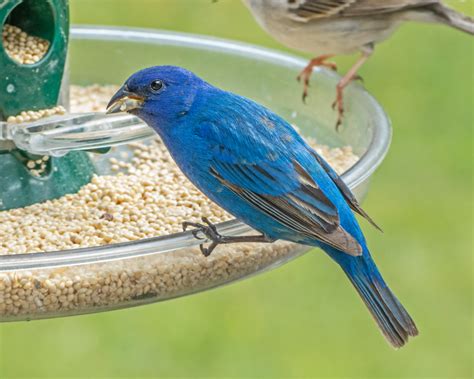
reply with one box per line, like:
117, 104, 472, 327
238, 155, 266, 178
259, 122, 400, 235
107, 65, 418, 347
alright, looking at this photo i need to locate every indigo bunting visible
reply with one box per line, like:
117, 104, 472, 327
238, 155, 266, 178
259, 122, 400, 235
242, 0, 474, 128
107, 66, 418, 347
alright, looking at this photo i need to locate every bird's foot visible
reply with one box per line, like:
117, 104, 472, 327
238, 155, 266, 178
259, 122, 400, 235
182, 217, 222, 256
330, 74, 364, 131
330, 49, 372, 131
331, 85, 345, 132
297, 55, 337, 103
183, 217, 275, 257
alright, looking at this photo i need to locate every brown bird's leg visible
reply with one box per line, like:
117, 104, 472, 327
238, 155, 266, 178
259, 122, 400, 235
182, 217, 275, 257
332, 49, 373, 130
297, 54, 337, 103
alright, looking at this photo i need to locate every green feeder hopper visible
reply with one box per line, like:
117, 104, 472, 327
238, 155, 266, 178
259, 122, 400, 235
0, 0, 95, 210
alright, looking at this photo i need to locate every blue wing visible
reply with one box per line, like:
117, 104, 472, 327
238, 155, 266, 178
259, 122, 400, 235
309, 149, 381, 231
209, 156, 362, 256
197, 102, 361, 255
194, 91, 379, 255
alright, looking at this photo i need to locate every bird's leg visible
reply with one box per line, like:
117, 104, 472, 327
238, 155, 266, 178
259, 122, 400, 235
182, 217, 275, 257
297, 54, 337, 103
332, 49, 373, 131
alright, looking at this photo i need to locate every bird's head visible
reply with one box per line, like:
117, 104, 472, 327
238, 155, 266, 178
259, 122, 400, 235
107, 65, 206, 127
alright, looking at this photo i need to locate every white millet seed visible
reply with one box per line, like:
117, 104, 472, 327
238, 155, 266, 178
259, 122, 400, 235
6, 105, 66, 125
2, 24, 50, 65
0, 85, 360, 320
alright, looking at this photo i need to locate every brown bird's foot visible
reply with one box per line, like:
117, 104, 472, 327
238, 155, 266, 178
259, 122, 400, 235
331, 87, 345, 132
331, 74, 364, 130
297, 55, 337, 103
182, 217, 274, 257
331, 50, 372, 131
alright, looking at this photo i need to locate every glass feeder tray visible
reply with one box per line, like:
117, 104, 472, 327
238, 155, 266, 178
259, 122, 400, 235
0, 26, 391, 322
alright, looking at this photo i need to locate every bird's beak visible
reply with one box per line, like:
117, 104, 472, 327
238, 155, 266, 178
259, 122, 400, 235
106, 86, 145, 114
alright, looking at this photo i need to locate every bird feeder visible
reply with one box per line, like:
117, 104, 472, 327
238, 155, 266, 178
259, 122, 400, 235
0, 0, 95, 210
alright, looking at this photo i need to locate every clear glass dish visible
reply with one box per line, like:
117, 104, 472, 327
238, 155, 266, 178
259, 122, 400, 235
0, 26, 391, 322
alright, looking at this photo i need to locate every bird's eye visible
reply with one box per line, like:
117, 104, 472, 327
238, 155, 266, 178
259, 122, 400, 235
150, 80, 164, 92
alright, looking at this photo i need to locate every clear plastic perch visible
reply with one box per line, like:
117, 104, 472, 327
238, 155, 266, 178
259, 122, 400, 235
0, 113, 153, 156
0, 26, 391, 322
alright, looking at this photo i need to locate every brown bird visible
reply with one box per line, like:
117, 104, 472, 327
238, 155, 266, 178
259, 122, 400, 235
243, 0, 474, 129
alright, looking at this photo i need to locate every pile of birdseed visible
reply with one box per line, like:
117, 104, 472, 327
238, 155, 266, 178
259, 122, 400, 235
2, 24, 50, 64
0, 240, 307, 320
0, 85, 359, 320
6, 105, 66, 124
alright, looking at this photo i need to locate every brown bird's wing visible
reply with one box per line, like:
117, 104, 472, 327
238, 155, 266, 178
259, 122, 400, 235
288, 0, 439, 20
287, 0, 357, 20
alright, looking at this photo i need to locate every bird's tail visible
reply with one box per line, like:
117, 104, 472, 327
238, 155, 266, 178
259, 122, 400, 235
430, 3, 474, 35
405, 3, 474, 35
328, 248, 418, 348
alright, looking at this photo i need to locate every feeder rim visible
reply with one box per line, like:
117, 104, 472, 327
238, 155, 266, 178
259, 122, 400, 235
0, 25, 392, 272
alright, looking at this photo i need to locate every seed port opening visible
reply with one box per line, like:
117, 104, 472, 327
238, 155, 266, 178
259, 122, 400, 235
10, 149, 53, 179
1, 0, 54, 65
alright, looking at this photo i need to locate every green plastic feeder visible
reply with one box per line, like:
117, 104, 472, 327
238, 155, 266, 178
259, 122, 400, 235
0, 0, 94, 211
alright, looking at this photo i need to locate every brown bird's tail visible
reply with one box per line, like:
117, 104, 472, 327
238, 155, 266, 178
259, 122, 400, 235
404, 3, 474, 35
403, 2, 474, 35
429, 3, 474, 35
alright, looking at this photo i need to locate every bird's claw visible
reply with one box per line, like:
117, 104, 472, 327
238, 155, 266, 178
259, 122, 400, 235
353, 74, 364, 83
302, 91, 308, 104
182, 221, 206, 240
182, 217, 223, 256
199, 242, 218, 257
326, 62, 338, 72
201, 217, 218, 234
192, 230, 205, 240
182, 221, 201, 232
335, 116, 343, 132
297, 72, 311, 104
297, 55, 338, 104
332, 87, 345, 131
332, 104, 344, 131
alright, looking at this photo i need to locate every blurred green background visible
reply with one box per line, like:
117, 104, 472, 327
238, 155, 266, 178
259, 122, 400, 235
0, 0, 472, 377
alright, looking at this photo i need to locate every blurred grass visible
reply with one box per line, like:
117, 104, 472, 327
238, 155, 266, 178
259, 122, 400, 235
0, 0, 473, 378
